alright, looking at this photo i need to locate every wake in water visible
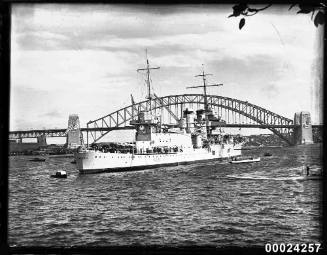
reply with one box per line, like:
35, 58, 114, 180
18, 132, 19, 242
226, 165, 322, 181
225, 175, 304, 181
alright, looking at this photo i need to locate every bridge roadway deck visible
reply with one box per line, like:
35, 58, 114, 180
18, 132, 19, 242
8, 124, 322, 139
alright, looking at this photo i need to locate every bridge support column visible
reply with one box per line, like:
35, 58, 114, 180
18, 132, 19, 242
66, 114, 82, 149
293, 111, 313, 145
66, 130, 81, 148
37, 134, 47, 146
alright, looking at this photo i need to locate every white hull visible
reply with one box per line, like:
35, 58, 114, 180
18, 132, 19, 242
75, 144, 242, 174
230, 157, 261, 164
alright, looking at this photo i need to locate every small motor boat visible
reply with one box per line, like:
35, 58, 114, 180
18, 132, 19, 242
50, 170, 67, 178
264, 152, 272, 157
230, 156, 261, 164
300, 166, 322, 180
30, 157, 46, 162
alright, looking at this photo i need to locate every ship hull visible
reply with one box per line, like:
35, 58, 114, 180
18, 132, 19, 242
78, 156, 230, 174
75, 144, 242, 174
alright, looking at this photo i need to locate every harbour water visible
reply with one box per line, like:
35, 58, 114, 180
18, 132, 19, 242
9, 144, 322, 247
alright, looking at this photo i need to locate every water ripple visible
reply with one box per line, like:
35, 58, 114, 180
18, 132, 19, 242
8, 145, 322, 246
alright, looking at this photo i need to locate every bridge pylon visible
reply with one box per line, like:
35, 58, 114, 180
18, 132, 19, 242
65, 114, 82, 149
293, 111, 313, 145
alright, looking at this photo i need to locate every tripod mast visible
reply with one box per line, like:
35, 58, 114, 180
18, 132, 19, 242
186, 65, 223, 138
137, 49, 160, 111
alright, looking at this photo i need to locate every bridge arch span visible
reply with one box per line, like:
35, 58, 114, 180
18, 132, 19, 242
87, 94, 294, 144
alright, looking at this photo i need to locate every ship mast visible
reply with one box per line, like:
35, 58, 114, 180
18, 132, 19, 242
186, 65, 223, 138
137, 49, 160, 111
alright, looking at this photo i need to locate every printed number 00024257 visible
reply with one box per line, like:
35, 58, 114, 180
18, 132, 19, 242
265, 243, 321, 253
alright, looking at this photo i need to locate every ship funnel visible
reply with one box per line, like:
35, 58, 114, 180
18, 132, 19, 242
183, 108, 195, 133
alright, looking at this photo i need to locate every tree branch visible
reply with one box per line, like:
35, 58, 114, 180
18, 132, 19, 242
254, 4, 273, 12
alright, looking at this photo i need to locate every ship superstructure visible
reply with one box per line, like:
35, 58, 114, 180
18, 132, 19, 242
75, 53, 242, 174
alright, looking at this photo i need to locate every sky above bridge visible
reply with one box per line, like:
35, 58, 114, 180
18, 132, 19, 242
10, 4, 323, 142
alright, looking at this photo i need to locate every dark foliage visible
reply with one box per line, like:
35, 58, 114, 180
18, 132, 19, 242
228, 3, 325, 30
239, 18, 245, 29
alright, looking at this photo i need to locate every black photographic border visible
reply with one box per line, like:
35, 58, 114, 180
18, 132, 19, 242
0, 0, 325, 254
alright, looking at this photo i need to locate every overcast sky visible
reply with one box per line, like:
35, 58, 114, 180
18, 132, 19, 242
10, 4, 323, 138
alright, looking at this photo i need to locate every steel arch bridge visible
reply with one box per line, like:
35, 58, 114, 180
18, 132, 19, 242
87, 94, 294, 144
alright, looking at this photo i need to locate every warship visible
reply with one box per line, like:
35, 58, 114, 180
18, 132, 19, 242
75, 54, 243, 174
